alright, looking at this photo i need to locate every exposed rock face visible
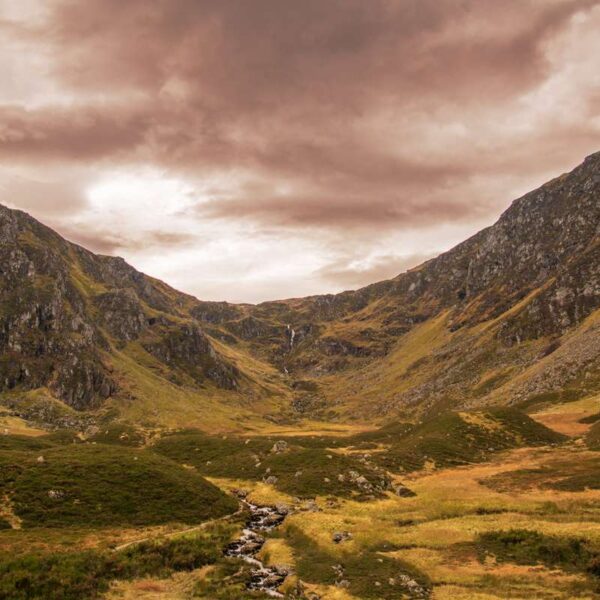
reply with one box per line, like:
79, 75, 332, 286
143, 323, 239, 389
0, 205, 115, 409
0, 204, 241, 409
0, 151, 599, 419
94, 288, 148, 341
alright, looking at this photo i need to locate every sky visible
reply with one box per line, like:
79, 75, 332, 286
0, 0, 599, 303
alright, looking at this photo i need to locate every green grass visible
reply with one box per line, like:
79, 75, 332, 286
285, 524, 430, 598
586, 421, 600, 450
154, 430, 389, 498
516, 388, 588, 412
153, 430, 274, 478
0, 524, 234, 600
87, 423, 145, 447
261, 447, 389, 498
476, 529, 600, 580
376, 408, 565, 473
0, 435, 54, 452
0, 443, 237, 528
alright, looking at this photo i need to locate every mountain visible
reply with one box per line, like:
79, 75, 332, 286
0, 151, 599, 429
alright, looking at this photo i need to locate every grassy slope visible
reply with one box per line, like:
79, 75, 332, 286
153, 430, 390, 499
0, 440, 237, 528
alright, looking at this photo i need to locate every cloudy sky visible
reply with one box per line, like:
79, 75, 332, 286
0, 0, 599, 302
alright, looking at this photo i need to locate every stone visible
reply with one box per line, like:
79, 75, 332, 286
332, 531, 353, 544
393, 483, 417, 497
275, 503, 289, 515
271, 440, 289, 454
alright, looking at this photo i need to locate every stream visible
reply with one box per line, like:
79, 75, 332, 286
224, 500, 290, 597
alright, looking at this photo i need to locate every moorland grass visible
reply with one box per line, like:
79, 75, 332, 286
481, 454, 600, 493
153, 432, 387, 497
586, 421, 600, 450
285, 524, 430, 599
0, 524, 234, 600
580, 412, 600, 425
87, 423, 146, 447
154, 431, 388, 498
476, 529, 600, 582
376, 408, 565, 473
0, 442, 237, 528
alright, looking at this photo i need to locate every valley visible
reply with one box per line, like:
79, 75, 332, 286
0, 153, 599, 598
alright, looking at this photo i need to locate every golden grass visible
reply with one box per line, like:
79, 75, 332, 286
532, 395, 600, 437
105, 565, 214, 599
107, 347, 286, 432
0, 413, 46, 437
258, 538, 295, 568
207, 478, 294, 506
266, 444, 600, 599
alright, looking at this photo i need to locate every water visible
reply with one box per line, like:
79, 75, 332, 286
224, 501, 290, 597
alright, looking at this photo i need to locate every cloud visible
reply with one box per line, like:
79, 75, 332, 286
0, 0, 598, 300
314, 253, 435, 290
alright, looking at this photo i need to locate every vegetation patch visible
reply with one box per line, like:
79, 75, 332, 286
586, 421, 600, 450
579, 412, 600, 425
476, 529, 600, 581
154, 431, 389, 498
376, 409, 564, 473
0, 443, 237, 528
481, 454, 600, 493
285, 525, 430, 598
87, 423, 146, 447
0, 524, 234, 600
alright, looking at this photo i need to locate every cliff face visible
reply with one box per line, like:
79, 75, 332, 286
0, 205, 243, 410
0, 151, 599, 422
191, 151, 600, 418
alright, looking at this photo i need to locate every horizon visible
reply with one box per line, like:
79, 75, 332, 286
1, 0, 599, 303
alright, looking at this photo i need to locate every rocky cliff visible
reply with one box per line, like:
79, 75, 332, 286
0, 205, 246, 410
0, 151, 598, 424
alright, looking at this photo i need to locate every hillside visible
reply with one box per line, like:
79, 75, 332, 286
0, 151, 599, 429
1, 152, 599, 599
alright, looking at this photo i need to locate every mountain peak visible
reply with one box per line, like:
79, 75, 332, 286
0, 153, 598, 426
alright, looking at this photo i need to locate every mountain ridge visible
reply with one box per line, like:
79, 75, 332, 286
1, 150, 599, 429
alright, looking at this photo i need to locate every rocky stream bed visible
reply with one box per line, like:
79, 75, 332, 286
224, 499, 291, 597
